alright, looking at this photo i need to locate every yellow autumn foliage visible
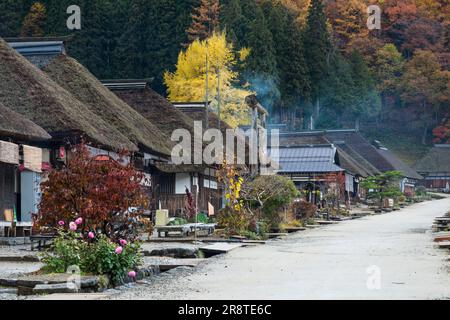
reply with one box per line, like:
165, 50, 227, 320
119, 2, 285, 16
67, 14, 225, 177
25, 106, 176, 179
164, 32, 253, 128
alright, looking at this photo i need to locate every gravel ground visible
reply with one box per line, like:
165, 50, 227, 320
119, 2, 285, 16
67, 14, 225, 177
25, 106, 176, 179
0, 244, 33, 256
105, 198, 450, 300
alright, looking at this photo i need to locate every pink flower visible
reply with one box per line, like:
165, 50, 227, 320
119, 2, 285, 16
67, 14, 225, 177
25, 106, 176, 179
75, 217, 83, 225
69, 222, 77, 231
119, 239, 127, 246
115, 246, 123, 254
58, 220, 65, 226
128, 271, 136, 278
88, 232, 95, 239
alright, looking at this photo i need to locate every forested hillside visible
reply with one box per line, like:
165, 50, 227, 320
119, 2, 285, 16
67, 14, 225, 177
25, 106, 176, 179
1, 0, 449, 163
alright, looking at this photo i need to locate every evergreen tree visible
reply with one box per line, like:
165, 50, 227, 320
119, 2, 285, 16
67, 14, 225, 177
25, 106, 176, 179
221, 0, 246, 48
186, 0, 220, 43
21, 2, 47, 37
245, 5, 279, 112
67, 0, 104, 76
349, 50, 381, 128
0, 1, 29, 37
303, 0, 331, 127
266, 2, 310, 107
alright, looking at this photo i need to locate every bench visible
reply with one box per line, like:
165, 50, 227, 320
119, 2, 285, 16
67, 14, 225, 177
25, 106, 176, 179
156, 224, 215, 238
30, 235, 55, 251
156, 225, 190, 238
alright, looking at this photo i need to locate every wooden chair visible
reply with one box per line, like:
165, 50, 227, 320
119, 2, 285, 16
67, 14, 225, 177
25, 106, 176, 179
4, 209, 16, 237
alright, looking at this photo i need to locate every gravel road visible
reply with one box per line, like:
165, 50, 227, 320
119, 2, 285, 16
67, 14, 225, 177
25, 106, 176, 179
107, 198, 450, 300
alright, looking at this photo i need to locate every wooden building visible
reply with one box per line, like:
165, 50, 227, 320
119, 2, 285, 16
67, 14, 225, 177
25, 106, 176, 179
415, 145, 450, 191
276, 129, 422, 200
102, 79, 222, 215
1, 38, 179, 221
274, 144, 346, 205
0, 102, 50, 225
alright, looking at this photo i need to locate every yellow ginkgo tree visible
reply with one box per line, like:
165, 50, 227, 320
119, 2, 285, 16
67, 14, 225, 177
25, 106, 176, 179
164, 32, 253, 127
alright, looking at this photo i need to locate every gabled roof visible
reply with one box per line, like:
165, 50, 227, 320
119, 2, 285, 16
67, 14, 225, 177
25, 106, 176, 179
275, 146, 343, 174
277, 129, 421, 179
415, 145, 450, 173
0, 102, 51, 141
174, 104, 233, 136
0, 38, 134, 151
325, 130, 422, 180
376, 147, 423, 180
104, 81, 204, 167
42, 55, 172, 157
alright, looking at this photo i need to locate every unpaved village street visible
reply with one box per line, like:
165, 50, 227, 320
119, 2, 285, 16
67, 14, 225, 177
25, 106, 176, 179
108, 198, 450, 300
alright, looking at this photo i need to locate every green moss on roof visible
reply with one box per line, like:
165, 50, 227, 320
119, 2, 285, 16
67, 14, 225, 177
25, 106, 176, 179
0, 38, 135, 151
415, 146, 450, 173
0, 101, 51, 141
42, 55, 172, 157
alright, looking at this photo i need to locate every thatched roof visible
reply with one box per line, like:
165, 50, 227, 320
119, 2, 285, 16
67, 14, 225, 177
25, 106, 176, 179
111, 85, 197, 141
175, 104, 233, 135
415, 145, 450, 173
42, 55, 172, 157
108, 84, 204, 171
326, 131, 421, 179
278, 130, 422, 179
0, 102, 51, 141
0, 38, 134, 151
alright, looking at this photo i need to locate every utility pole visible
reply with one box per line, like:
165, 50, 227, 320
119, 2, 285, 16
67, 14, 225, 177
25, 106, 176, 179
204, 0, 212, 130
217, 67, 221, 130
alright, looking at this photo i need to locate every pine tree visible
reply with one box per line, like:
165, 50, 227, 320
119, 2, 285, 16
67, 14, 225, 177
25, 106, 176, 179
21, 2, 47, 37
246, 6, 277, 77
0, 0, 29, 37
266, 2, 310, 107
349, 50, 381, 128
186, 0, 220, 44
303, 0, 331, 127
245, 5, 279, 111
221, 0, 247, 48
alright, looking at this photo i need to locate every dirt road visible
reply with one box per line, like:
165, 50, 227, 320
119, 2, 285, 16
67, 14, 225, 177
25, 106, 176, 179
108, 198, 450, 300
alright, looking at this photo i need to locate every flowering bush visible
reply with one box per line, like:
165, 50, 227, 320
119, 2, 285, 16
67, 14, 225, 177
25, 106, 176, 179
41, 229, 83, 274
41, 221, 142, 286
81, 234, 141, 285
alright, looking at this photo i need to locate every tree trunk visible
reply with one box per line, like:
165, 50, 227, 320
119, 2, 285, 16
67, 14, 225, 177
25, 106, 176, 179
422, 100, 428, 145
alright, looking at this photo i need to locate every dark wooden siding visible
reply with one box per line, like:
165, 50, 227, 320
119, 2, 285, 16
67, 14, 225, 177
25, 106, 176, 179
0, 163, 16, 220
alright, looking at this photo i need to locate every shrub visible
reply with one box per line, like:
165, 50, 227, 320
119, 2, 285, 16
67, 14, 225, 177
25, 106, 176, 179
81, 234, 142, 285
36, 144, 149, 242
216, 161, 250, 235
41, 224, 142, 286
41, 230, 83, 274
168, 217, 189, 226
244, 175, 299, 227
293, 201, 318, 220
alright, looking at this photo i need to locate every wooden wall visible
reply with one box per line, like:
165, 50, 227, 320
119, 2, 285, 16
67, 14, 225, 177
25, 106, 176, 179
0, 163, 16, 221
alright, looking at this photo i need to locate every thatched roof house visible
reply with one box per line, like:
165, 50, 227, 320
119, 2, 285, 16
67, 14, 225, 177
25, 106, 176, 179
42, 55, 172, 157
279, 131, 379, 178
416, 145, 450, 174
102, 80, 206, 171
279, 130, 421, 180
415, 145, 450, 190
173, 102, 233, 135
0, 38, 134, 151
0, 102, 50, 142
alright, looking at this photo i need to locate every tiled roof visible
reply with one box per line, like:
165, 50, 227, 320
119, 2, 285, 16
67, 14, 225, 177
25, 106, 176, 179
274, 146, 343, 173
